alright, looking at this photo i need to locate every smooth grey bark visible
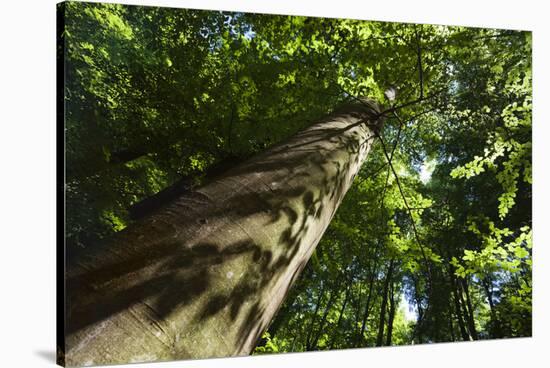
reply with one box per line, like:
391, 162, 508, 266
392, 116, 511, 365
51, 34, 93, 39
64, 99, 383, 366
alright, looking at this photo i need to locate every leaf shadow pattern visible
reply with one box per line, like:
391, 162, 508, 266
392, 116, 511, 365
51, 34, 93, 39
65, 103, 383, 364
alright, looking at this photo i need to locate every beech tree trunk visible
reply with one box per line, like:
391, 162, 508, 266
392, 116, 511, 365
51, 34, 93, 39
63, 99, 383, 366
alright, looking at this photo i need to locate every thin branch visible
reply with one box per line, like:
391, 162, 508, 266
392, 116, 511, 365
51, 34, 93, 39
414, 25, 424, 99
355, 107, 412, 187
377, 87, 446, 118
376, 132, 433, 291
389, 113, 405, 163
358, 162, 388, 183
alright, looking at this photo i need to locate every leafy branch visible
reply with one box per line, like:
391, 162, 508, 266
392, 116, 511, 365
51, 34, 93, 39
376, 112, 434, 305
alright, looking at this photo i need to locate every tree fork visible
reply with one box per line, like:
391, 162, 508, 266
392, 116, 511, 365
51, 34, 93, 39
63, 98, 384, 366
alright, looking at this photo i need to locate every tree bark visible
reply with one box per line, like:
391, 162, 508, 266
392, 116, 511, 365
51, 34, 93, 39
460, 278, 478, 340
329, 276, 352, 349
447, 263, 471, 341
311, 277, 341, 349
412, 276, 425, 343
457, 280, 474, 340
305, 281, 326, 350
376, 259, 394, 346
453, 284, 471, 341
385, 279, 396, 346
482, 277, 501, 338
354, 278, 364, 343
448, 304, 456, 342
64, 99, 383, 366
358, 249, 381, 345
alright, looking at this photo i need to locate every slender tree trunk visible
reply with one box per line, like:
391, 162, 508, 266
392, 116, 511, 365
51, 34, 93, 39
385, 279, 396, 346
64, 99, 383, 366
447, 264, 471, 341
329, 277, 352, 349
457, 281, 474, 340
311, 279, 341, 349
354, 279, 364, 344
358, 256, 379, 345
412, 276, 424, 343
453, 290, 471, 341
305, 282, 326, 350
448, 299, 456, 341
376, 259, 394, 346
461, 278, 478, 340
482, 277, 501, 338
483, 279, 495, 315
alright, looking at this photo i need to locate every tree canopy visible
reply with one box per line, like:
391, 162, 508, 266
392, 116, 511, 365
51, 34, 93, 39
61, 1, 531, 353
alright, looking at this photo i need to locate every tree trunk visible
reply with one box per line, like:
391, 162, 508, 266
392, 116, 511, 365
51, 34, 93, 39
460, 278, 478, 340
448, 300, 456, 341
311, 277, 341, 349
447, 264, 471, 341
354, 278, 364, 343
64, 99, 383, 366
385, 279, 396, 346
456, 280, 475, 341
329, 276, 352, 349
376, 259, 394, 346
305, 282, 326, 350
453, 289, 471, 341
358, 248, 381, 345
482, 277, 501, 338
412, 276, 425, 343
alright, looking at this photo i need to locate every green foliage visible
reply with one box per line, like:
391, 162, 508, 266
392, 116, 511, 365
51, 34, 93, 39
253, 332, 281, 354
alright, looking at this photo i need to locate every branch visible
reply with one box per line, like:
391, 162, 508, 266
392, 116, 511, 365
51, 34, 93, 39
377, 87, 446, 118
355, 106, 423, 187
358, 162, 388, 183
376, 132, 433, 292
414, 25, 424, 99
388, 112, 405, 163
